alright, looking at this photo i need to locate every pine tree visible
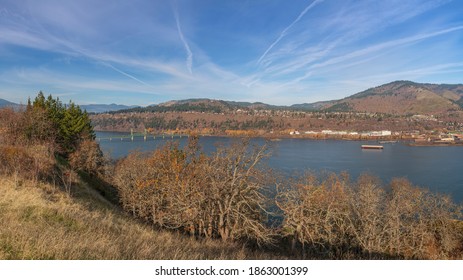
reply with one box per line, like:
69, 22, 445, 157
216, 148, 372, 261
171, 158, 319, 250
26, 92, 94, 156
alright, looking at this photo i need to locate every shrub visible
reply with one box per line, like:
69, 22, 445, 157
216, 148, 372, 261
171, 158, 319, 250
276, 173, 463, 259
0, 145, 54, 182
276, 172, 352, 256
114, 138, 273, 244
69, 140, 105, 175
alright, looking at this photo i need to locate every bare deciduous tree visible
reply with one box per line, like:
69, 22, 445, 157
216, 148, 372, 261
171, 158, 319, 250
277, 173, 463, 259
114, 138, 274, 244
69, 139, 105, 175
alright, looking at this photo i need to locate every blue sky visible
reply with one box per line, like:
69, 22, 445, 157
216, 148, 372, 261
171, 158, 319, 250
1, 0, 463, 106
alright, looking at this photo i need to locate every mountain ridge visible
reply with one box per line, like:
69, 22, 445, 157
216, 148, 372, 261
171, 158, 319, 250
2, 81, 463, 115
119, 81, 463, 115
80, 104, 139, 113
321, 81, 463, 114
0, 98, 19, 108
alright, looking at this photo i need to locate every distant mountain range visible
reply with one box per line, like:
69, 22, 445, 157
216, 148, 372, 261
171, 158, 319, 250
0, 99, 137, 113
0, 98, 20, 109
2, 81, 463, 115
80, 104, 138, 113
123, 81, 463, 115
290, 100, 335, 111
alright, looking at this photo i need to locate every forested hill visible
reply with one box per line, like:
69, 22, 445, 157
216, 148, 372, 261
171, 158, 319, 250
116, 98, 288, 114
322, 81, 463, 114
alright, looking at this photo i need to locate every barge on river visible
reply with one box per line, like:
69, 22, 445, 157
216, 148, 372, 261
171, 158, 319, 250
361, 145, 384, 150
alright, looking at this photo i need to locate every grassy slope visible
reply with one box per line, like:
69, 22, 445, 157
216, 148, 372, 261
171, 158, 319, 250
0, 176, 279, 260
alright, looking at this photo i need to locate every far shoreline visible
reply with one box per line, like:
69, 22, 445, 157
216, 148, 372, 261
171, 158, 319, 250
95, 130, 463, 147
94, 130, 463, 146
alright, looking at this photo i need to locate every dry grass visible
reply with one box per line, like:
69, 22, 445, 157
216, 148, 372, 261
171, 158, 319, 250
0, 176, 280, 260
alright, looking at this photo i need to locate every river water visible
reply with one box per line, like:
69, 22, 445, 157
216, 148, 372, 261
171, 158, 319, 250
96, 132, 463, 203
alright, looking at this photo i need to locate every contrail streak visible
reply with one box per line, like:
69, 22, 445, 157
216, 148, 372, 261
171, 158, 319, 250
173, 3, 193, 74
309, 25, 463, 70
103, 62, 152, 87
257, 0, 324, 65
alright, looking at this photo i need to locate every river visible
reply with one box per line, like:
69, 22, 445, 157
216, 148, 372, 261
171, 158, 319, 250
96, 131, 463, 203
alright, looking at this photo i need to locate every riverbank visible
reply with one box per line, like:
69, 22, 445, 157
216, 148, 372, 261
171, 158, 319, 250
409, 142, 463, 147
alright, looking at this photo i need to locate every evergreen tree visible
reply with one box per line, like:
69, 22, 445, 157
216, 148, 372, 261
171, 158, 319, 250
60, 102, 94, 153
33, 91, 46, 108
26, 92, 94, 156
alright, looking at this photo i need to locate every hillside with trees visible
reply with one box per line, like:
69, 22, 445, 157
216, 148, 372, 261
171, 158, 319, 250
91, 109, 463, 138
0, 92, 100, 182
324, 81, 463, 114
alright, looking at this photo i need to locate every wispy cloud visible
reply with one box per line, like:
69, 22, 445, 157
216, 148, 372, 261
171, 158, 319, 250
172, 1, 193, 74
251, 1, 461, 88
297, 25, 463, 77
0, 67, 160, 96
257, 0, 324, 65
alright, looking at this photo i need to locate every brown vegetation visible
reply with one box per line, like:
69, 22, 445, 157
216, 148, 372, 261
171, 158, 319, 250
69, 139, 105, 175
114, 138, 273, 244
276, 173, 463, 259
0, 144, 54, 183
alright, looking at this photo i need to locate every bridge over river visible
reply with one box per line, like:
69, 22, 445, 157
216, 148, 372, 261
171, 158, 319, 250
96, 130, 188, 142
